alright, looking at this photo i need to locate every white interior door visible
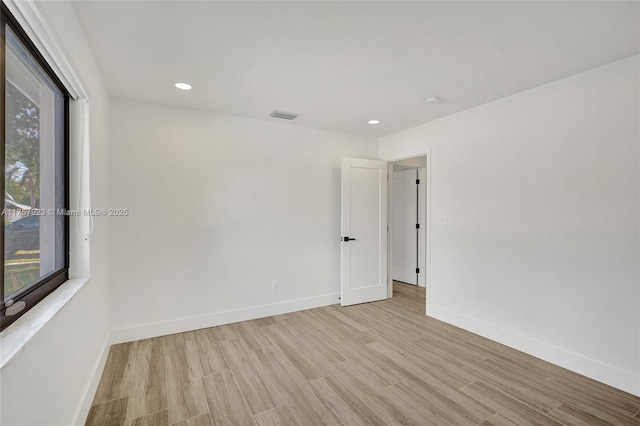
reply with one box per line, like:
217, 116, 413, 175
340, 158, 388, 306
392, 169, 418, 284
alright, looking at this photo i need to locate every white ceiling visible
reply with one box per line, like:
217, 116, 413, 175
71, 1, 639, 137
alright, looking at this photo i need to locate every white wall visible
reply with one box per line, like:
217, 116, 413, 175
380, 56, 640, 396
109, 99, 377, 341
0, 1, 111, 425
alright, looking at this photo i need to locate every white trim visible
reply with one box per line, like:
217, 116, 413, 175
425, 150, 432, 308
0, 277, 90, 369
387, 162, 394, 298
73, 335, 110, 426
2, 0, 90, 100
110, 292, 340, 344
637, 51, 640, 401
429, 304, 640, 397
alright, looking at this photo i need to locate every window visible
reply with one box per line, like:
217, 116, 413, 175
1, 5, 69, 330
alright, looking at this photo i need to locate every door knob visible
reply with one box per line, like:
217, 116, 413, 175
341, 236, 356, 242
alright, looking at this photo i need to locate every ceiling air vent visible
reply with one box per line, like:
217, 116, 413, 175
270, 110, 298, 120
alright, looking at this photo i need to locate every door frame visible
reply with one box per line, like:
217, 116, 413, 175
387, 151, 432, 315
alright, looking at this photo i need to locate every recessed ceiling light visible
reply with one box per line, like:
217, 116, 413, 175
368, 119, 380, 125
424, 96, 440, 104
174, 82, 192, 90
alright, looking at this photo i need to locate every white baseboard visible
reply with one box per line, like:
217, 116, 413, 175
110, 292, 340, 344
428, 304, 640, 397
73, 334, 111, 425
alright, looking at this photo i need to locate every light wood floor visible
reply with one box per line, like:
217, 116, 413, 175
87, 282, 640, 426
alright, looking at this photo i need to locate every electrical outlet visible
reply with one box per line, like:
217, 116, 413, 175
271, 280, 279, 292
441, 216, 448, 228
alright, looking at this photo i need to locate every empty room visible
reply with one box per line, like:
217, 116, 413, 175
1, 1, 639, 425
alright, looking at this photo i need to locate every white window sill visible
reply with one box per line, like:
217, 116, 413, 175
0, 276, 90, 369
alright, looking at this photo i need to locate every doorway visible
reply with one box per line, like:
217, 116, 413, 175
339, 154, 430, 310
388, 155, 428, 300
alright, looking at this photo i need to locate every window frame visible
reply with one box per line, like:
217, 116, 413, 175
1, 3, 70, 331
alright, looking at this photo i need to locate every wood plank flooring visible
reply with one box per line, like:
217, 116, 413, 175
87, 282, 640, 425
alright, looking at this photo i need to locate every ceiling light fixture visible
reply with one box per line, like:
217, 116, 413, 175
368, 119, 380, 125
424, 96, 440, 104
174, 82, 192, 90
